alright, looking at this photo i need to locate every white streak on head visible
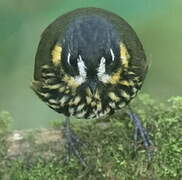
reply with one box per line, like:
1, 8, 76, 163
67, 52, 71, 65
77, 55, 87, 76
75, 55, 87, 84
97, 57, 110, 83
97, 57, 106, 76
110, 48, 115, 61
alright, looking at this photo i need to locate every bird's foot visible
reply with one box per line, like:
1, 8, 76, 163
128, 107, 153, 160
63, 119, 88, 167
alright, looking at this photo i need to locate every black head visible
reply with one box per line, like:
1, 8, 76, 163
60, 15, 122, 93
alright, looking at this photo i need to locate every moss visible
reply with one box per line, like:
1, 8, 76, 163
0, 111, 12, 136
49, 119, 64, 129
0, 94, 182, 180
0, 111, 13, 178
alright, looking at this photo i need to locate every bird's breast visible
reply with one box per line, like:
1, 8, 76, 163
31, 63, 141, 119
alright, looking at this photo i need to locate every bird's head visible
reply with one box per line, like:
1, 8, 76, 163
51, 15, 129, 96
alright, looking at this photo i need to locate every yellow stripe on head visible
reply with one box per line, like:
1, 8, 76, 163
51, 44, 62, 65
107, 42, 130, 85
120, 42, 130, 68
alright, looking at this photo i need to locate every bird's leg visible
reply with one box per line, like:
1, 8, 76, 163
63, 117, 87, 167
127, 106, 153, 160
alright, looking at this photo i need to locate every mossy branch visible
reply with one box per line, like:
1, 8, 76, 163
3, 128, 65, 160
0, 94, 182, 180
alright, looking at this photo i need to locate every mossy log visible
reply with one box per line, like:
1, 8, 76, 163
0, 94, 182, 180
4, 128, 65, 160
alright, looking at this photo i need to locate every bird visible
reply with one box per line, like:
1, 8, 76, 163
31, 7, 152, 166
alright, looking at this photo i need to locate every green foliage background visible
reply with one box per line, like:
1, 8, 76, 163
0, 0, 181, 129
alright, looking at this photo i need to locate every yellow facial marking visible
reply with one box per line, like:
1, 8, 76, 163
120, 43, 130, 68
106, 42, 130, 85
108, 92, 120, 102
51, 44, 62, 65
108, 69, 122, 84
63, 75, 80, 88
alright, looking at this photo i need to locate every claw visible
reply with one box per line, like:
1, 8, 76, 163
127, 106, 153, 160
63, 117, 88, 167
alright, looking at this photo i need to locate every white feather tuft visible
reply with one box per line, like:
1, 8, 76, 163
97, 57, 110, 83
75, 55, 87, 84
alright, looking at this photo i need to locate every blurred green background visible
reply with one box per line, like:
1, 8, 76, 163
0, 0, 181, 130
